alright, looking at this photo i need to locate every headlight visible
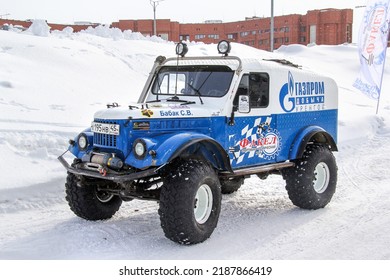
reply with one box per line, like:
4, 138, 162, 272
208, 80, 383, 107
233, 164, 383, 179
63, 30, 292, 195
78, 133, 88, 151
217, 40, 231, 56
175, 42, 188, 57
133, 139, 147, 159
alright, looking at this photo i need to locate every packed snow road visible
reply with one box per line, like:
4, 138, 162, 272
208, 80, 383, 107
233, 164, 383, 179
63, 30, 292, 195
1, 115, 390, 259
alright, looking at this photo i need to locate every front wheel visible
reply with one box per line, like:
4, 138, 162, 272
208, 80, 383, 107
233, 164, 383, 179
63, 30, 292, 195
159, 159, 222, 245
65, 173, 122, 220
283, 144, 337, 209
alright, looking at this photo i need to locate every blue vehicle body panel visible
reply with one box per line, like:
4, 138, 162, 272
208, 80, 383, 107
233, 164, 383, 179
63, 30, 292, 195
69, 108, 337, 171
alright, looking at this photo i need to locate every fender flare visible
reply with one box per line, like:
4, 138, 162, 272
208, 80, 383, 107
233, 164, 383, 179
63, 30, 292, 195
126, 133, 233, 172
160, 133, 232, 173
289, 126, 338, 160
167, 137, 233, 173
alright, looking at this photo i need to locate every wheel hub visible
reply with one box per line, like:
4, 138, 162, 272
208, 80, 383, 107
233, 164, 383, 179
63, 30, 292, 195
95, 189, 114, 203
313, 162, 330, 193
194, 184, 213, 224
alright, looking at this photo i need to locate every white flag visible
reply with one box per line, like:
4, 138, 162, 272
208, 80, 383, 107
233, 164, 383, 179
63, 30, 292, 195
353, 0, 390, 100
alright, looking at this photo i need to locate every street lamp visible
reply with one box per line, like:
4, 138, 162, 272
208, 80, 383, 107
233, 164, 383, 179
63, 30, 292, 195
150, 0, 164, 36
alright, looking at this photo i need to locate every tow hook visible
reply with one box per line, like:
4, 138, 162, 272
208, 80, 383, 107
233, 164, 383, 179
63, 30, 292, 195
98, 166, 108, 177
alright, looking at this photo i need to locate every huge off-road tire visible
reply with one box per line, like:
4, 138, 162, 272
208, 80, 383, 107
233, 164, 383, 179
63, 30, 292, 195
283, 144, 337, 209
220, 177, 244, 194
65, 173, 122, 220
159, 159, 222, 245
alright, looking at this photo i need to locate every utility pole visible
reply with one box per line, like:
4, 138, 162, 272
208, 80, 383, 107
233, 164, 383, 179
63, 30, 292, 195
150, 0, 164, 36
270, 0, 274, 52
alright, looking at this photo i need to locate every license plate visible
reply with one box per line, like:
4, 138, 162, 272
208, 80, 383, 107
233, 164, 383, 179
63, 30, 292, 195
91, 122, 120, 135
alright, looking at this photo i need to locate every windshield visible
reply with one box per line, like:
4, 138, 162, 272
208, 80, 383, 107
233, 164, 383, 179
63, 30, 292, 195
152, 65, 234, 97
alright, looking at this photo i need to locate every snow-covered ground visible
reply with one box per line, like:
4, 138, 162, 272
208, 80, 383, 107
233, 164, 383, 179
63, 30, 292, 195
1, 24, 390, 260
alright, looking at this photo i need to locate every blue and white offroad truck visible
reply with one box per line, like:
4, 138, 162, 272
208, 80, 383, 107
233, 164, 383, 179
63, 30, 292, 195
59, 41, 338, 245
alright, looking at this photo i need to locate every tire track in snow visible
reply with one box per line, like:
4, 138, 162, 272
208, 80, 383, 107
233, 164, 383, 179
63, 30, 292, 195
0, 178, 66, 214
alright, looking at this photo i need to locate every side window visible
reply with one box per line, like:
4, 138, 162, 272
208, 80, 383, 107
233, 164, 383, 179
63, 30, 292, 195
249, 73, 269, 108
233, 74, 249, 107
234, 73, 269, 109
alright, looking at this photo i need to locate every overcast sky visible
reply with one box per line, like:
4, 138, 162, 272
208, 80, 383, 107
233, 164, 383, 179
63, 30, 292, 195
1, 0, 365, 24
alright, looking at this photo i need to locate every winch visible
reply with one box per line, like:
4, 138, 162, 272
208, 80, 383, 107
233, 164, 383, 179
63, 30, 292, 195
82, 152, 124, 170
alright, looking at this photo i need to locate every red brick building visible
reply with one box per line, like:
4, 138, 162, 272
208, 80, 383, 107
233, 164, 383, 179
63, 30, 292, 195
112, 8, 353, 51
1, 8, 353, 51
0, 19, 97, 32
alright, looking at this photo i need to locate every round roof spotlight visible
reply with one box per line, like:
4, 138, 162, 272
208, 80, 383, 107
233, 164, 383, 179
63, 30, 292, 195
176, 42, 188, 57
217, 40, 231, 56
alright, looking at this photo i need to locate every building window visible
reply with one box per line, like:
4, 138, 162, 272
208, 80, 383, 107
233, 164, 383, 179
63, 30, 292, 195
195, 34, 206, 39
180, 35, 190, 41
159, 33, 168, 40
227, 34, 236, 39
300, 36, 306, 42
259, 39, 269, 45
240, 31, 249, 37
208, 34, 219, 39
284, 37, 289, 43
281, 26, 289, 32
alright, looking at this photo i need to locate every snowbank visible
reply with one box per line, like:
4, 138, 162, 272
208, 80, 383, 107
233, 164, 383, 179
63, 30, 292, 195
26, 19, 51, 37
0, 28, 390, 260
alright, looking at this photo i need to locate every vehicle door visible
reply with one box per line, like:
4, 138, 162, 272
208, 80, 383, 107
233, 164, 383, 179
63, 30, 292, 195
227, 72, 280, 169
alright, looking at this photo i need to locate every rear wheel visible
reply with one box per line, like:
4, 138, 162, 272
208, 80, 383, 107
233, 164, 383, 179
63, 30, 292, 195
283, 144, 337, 209
220, 177, 244, 194
159, 159, 222, 244
65, 173, 122, 220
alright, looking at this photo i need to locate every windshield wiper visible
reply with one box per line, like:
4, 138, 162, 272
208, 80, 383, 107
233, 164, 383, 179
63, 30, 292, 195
166, 96, 191, 103
186, 71, 214, 105
146, 99, 161, 103
187, 83, 204, 105
168, 97, 195, 105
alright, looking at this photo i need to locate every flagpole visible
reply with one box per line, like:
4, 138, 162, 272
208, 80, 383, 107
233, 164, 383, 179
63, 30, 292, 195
376, 54, 387, 114
353, 1, 390, 115
376, 8, 390, 115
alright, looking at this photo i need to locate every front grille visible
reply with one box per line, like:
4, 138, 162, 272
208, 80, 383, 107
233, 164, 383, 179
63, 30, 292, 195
93, 119, 118, 147
93, 133, 117, 147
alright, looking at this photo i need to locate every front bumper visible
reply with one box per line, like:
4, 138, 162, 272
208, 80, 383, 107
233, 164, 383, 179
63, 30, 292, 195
58, 153, 157, 183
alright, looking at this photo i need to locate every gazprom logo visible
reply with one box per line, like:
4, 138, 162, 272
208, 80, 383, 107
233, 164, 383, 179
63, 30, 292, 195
288, 71, 295, 95
280, 71, 326, 112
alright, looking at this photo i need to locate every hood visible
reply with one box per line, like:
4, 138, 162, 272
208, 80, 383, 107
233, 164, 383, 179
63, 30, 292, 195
93, 102, 223, 120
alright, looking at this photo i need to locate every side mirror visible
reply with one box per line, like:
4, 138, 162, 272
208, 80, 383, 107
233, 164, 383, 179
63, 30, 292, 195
238, 95, 250, 113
